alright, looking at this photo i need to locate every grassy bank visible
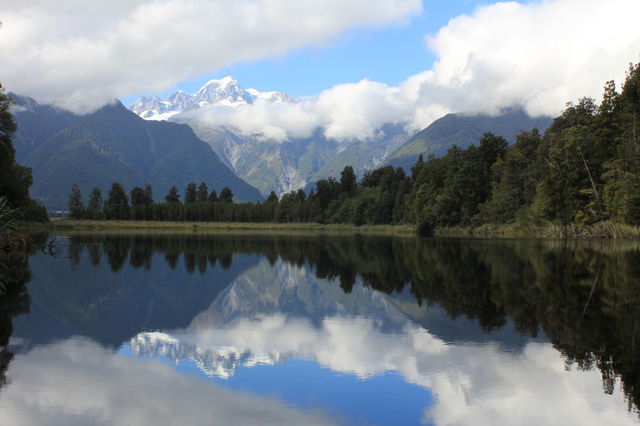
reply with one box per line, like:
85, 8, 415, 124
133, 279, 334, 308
22, 219, 416, 237
435, 221, 640, 239
20, 219, 640, 239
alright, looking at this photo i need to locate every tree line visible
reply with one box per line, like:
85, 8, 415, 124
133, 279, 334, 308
68, 60, 640, 233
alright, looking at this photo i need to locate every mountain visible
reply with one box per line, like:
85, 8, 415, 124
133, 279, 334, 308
129, 76, 297, 121
128, 80, 552, 197
384, 108, 553, 172
11, 96, 264, 210
129, 79, 409, 196
174, 118, 409, 196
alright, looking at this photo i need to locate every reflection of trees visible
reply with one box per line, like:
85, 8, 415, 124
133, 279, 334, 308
65, 233, 640, 412
0, 252, 33, 390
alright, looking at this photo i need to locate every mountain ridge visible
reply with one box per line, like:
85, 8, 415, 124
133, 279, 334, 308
385, 108, 554, 171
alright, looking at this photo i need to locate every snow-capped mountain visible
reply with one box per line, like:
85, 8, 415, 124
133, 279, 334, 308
129, 77, 298, 120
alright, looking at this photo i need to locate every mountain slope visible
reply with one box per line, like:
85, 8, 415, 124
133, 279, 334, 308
176, 117, 409, 196
12, 98, 264, 210
384, 109, 553, 171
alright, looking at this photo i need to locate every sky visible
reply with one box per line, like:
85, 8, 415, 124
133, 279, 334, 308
127, 0, 490, 101
2, 0, 640, 140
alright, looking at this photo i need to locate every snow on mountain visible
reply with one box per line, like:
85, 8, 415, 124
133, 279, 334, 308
128, 77, 298, 121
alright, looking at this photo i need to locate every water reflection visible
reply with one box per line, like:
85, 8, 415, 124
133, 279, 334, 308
3, 233, 640, 425
3, 337, 336, 425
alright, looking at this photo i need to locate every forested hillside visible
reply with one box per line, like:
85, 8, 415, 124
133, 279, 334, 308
11, 99, 264, 209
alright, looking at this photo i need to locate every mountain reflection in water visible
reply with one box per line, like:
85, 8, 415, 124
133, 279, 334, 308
1, 234, 640, 425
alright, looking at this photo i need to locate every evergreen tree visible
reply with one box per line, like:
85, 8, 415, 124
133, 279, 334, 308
67, 184, 84, 219
0, 85, 46, 221
88, 187, 103, 211
130, 187, 148, 220
197, 182, 208, 202
144, 184, 153, 205
340, 166, 357, 196
267, 191, 279, 203
219, 187, 233, 203
104, 182, 129, 220
208, 189, 218, 202
87, 186, 104, 220
165, 186, 180, 203
184, 182, 197, 204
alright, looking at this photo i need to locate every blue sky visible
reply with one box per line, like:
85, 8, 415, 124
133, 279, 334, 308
125, 0, 492, 102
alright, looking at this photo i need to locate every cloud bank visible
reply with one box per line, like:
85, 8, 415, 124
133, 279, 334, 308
2, 0, 640, 141
184, 0, 640, 142
0, 0, 421, 112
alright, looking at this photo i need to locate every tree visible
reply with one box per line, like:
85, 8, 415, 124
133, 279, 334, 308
104, 182, 129, 220
88, 187, 102, 211
340, 166, 357, 196
67, 184, 84, 219
184, 182, 197, 204
165, 186, 180, 203
144, 184, 153, 205
0, 86, 38, 214
219, 187, 233, 203
130, 186, 149, 220
197, 182, 208, 202
130, 187, 147, 207
266, 191, 279, 203
208, 189, 218, 202
87, 186, 104, 220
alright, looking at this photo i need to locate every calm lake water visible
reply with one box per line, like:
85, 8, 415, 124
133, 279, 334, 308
1, 233, 639, 425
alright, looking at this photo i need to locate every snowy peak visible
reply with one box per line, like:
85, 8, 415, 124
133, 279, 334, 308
128, 77, 298, 120
196, 77, 253, 105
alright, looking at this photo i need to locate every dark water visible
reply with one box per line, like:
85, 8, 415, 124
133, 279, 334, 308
1, 234, 640, 425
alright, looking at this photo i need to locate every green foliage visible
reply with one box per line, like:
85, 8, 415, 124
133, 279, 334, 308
104, 182, 129, 220
165, 186, 180, 203
219, 187, 233, 203
0, 87, 47, 222
68, 184, 85, 220
184, 182, 197, 204
197, 182, 208, 202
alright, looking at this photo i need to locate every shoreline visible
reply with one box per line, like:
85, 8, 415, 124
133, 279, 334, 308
18, 219, 640, 239
20, 219, 417, 237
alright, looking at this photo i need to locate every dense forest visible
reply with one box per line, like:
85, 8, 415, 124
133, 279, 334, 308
65, 61, 640, 235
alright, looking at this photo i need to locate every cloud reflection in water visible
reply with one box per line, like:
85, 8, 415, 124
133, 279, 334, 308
129, 312, 638, 426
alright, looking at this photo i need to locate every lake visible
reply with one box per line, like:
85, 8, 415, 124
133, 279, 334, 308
1, 233, 639, 425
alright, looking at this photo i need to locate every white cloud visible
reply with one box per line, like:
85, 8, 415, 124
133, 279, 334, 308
3, 0, 640, 140
0, 0, 421, 112
181, 0, 640, 142
420, 0, 640, 117
0, 338, 336, 426
180, 79, 415, 142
